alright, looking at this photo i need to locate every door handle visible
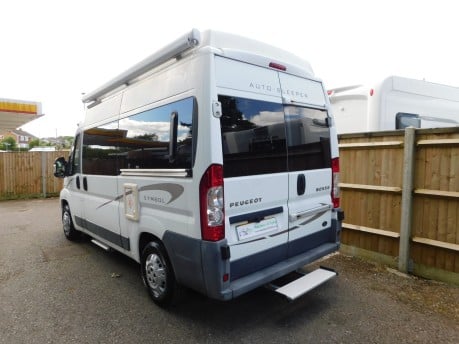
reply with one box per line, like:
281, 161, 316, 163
297, 174, 306, 195
76, 176, 80, 189
83, 177, 88, 191
289, 204, 332, 221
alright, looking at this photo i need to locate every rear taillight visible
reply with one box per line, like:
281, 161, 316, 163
199, 164, 225, 241
331, 158, 340, 208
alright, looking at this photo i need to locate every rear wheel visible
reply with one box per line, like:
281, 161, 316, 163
141, 241, 177, 307
62, 204, 80, 241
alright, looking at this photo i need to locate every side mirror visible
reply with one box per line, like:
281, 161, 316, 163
54, 157, 68, 178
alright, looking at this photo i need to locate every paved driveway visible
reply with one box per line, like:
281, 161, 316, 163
0, 198, 458, 343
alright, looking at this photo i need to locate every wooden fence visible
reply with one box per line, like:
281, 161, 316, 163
339, 127, 459, 285
1, 131, 458, 284
0, 151, 66, 199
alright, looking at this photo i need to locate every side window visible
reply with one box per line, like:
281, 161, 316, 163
82, 121, 120, 176
396, 113, 420, 129
118, 97, 194, 170
68, 134, 81, 175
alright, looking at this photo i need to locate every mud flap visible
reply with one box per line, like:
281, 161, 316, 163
271, 267, 337, 301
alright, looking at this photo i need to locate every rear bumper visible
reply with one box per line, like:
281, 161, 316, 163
223, 241, 339, 300
163, 209, 343, 301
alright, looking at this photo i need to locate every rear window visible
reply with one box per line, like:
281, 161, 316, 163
219, 95, 331, 178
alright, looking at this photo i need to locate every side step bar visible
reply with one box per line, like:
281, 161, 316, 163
91, 239, 111, 251
270, 267, 337, 301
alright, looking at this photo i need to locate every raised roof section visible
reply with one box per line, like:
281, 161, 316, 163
200, 30, 314, 77
82, 29, 315, 106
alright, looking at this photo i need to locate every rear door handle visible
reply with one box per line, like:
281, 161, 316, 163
289, 204, 331, 221
297, 174, 306, 195
83, 177, 88, 191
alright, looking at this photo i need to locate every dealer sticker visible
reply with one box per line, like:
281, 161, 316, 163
236, 217, 278, 241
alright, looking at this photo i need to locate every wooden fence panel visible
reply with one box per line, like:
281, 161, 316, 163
339, 132, 405, 259
0, 151, 65, 199
410, 130, 459, 276
339, 128, 459, 284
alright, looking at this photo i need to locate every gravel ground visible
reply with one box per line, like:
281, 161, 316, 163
312, 253, 459, 324
0, 198, 458, 343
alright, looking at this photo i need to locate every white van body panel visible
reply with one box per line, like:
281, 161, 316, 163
224, 174, 289, 260
85, 94, 123, 129
329, 76, 459, 133
119, 59, 198, 115
58, 29, 342, 301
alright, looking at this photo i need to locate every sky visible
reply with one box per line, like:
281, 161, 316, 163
1, 0, 458, 138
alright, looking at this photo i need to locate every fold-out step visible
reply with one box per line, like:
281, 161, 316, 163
272, 268, 337, 301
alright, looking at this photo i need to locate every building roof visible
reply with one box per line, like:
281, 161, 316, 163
0, 128, 37, 139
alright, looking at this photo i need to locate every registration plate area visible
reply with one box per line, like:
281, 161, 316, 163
236, 217, 279, 241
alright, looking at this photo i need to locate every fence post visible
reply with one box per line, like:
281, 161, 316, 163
41, 152, 47, 198
398, 127, 416, 273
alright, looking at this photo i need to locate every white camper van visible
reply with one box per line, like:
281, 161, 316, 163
328, 76, 459, 133
54, 29, 343, 306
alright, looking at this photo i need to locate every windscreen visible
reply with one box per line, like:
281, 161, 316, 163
219, 95, 331, 178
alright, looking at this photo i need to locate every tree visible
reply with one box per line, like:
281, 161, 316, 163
0, 137, 16, 151
63, 136, 74, 149
29, 138, 40, 150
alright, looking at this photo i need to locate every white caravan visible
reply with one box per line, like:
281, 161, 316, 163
54, 29, 343, 306
328, 76, 459, 133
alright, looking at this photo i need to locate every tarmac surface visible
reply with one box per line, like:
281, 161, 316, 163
0, 198, 458, 343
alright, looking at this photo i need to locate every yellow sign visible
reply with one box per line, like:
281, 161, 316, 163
0, 101, 38, 114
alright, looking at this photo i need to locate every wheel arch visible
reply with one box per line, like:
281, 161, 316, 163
60, 199, 69, 213
138, 232, 163, 261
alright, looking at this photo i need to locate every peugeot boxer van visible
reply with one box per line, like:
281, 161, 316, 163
54, 29, 343, 307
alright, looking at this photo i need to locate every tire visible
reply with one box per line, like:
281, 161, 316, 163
140, 241, 177, 307
62, 204, 80, 241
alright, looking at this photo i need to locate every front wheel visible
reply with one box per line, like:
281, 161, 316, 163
62, 204, 80, 241
140, 242, 177, 307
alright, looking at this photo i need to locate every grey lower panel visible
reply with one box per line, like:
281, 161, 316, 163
231, 226, 336, 281
162, 231, 207, 295
230, 242, 339, 299
153, 218, 342, 301
74, 216, 130, 251
162, 231, 232, 300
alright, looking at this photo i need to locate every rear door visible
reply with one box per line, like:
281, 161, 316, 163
216, 57, 333, 279
278, 74, 333, 257
216, 57, 289, 280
